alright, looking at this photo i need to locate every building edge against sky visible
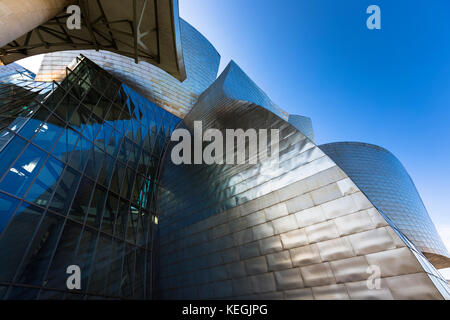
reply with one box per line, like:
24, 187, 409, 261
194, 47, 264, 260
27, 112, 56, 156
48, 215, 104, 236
154, 60, 449, 299
1, 56, 448, 299
0, 1, 448, 299
320, 142, 450, 269
33, 18, 221, 118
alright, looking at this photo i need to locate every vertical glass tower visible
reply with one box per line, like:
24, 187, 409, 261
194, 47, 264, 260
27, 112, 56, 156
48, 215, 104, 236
0, 57, 179, 299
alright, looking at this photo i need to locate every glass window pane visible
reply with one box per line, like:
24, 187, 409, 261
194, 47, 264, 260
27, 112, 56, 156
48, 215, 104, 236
17, 106, 51, 140
82, 116, 100, 142
109, 161, 125, 195
0, 286, 7, 300
7, 101, 40, 133
52, 127, 79, 163
104, 239, 124, 297
14, 211, 65, 286
54, 91, 80, 122
118, 138, 130, 164
0, 203, 43, 283
84, 146, 104, 180
120, 167, 135, 199
120, 244, 136, 297
7, 286, 39, 300
42, 85, 66, 110
94, 122, 113, 152
106, 129, 121, 158
92, 72, 110, 94
137, 211, 149, 247
70, 77, 91, 101
44, 220, 82, 290
103, 79, 120, 102
92, 96, 113, 120
0, 143, 47, 198
0, 135, 27, 179
48, 166, 81, 216
82, 85, 103, 112
69, 104, 91, 133
131, 174, 144, 205
0, 129, 14, 151
37, 289, 64, 300
85, 184, 107, 229
104, 102, 122, 124
74, 228, 98, 288
25, 156, 64, 207
114, 199, 129, 240
133, 248, 145, 298
127, 206, 139, 244
101, 192, 118, 235
31, 115, 65, 151
67, 176, 94, 223
96, 153, 115, 188
0, 192, 19, 235
17, 118, 40, 141
87, 234, 112, 296
68, 136, 92, 172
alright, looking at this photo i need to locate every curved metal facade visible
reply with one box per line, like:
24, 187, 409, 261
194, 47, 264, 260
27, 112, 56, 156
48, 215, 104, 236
35, 19, 220, 118
0, 15, 449, 300
0, 0, 187, 81
154, 61, 450, 300
319, 142, 449, 267
288, 115, 314, 143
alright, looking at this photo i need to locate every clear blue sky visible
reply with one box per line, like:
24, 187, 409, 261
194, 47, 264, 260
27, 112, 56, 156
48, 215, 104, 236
179, 0, 450, 270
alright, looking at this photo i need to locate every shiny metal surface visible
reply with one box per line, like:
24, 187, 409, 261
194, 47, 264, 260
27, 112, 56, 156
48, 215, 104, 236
288, 115, 314, 142
0, 23, 449, 300
155, 61, 450, 299
0, 0, 74, 48
320, 142, 450, 268
34, 19, 220, 118
0, 0, 187, 81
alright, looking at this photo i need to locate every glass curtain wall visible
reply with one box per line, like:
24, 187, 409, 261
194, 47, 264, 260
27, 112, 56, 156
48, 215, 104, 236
0, 57, 180, 299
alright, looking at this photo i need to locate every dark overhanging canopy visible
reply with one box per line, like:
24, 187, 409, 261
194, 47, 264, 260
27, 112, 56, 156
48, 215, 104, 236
0, 0, 186, 81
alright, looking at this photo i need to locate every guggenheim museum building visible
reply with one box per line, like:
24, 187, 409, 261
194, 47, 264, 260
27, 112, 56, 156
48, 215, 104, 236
0, 0, 449, 300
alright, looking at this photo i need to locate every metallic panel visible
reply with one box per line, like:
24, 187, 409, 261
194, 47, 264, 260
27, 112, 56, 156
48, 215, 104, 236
0, 0, 75, 48
0, 0, 187, 81
154, 61, 450, 299
320, 142, 450, 268
34, 19, 220, 118
288, 114, 314, 142
0, 42, 449, 300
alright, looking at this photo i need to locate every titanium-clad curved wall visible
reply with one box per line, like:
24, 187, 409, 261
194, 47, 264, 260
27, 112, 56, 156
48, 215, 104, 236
154, 61, 449, 300
288, 115, 314, 143
1, 51, 449, 300
35, 19, 221, 118
319, 142, 449, 268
